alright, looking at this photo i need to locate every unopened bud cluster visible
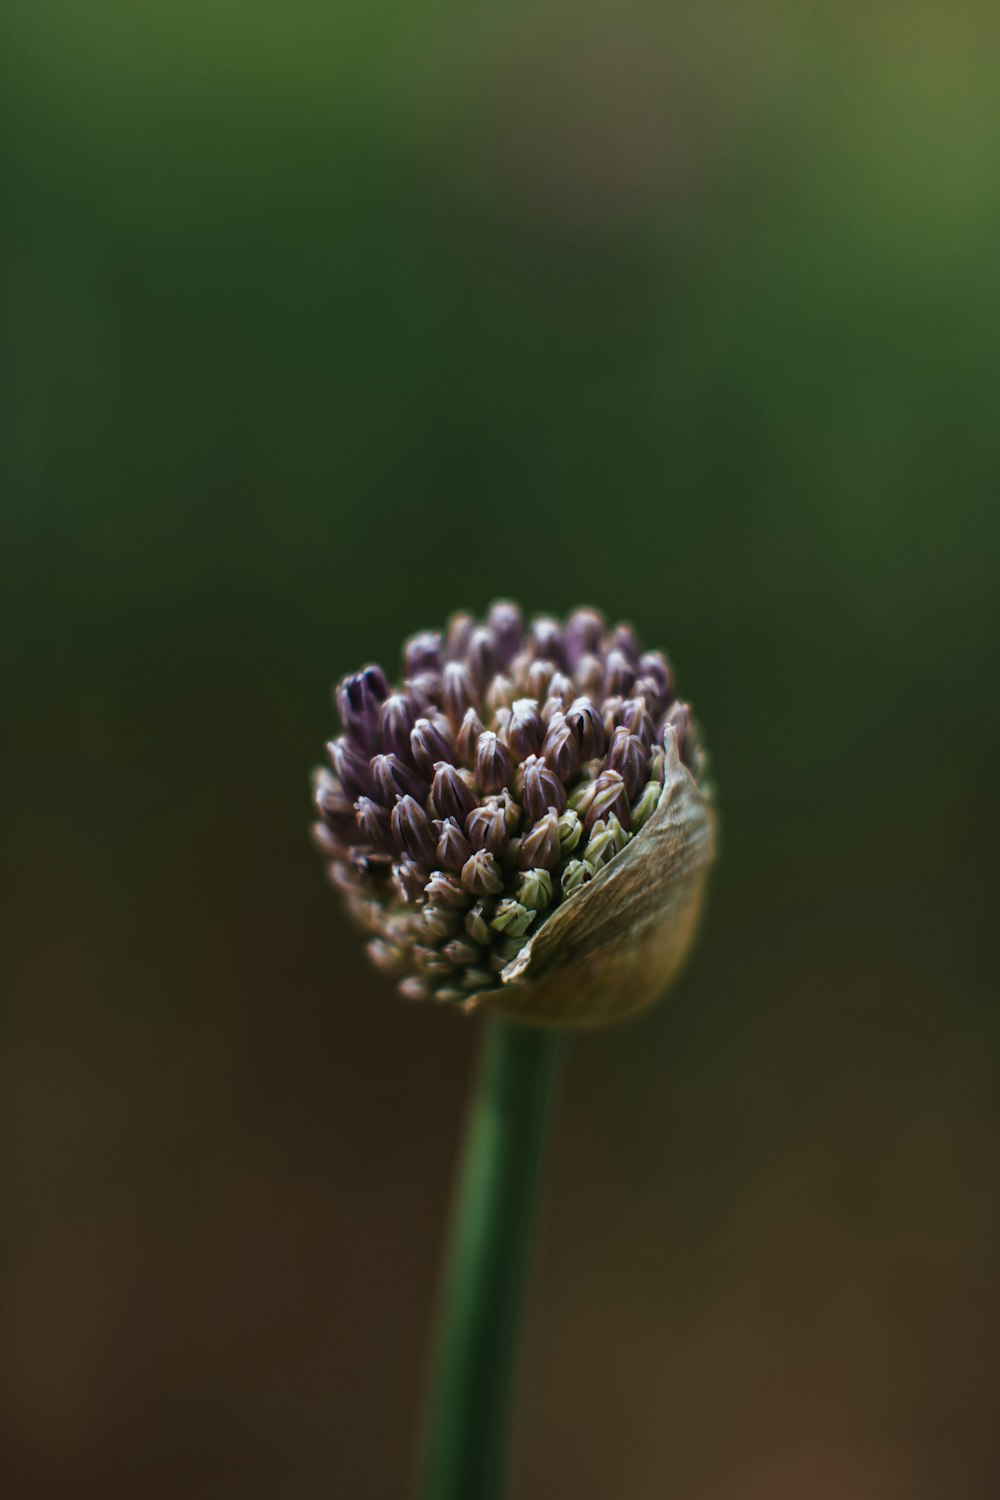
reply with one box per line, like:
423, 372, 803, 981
312, 604, 706, 1006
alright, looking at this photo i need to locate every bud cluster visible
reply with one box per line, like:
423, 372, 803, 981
312, 603, 706, 1005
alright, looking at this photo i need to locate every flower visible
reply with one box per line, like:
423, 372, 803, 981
312, 603, 716, 1026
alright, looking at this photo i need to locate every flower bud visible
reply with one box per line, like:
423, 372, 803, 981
328, 735, 376, 799
424, 871, 468, 910
406, 671, 443, 709
443, 938, 483, 968
546, 672, 575, 710
431, 762, 478, 823
461, 849, 505, 897
475, 731, 513, 794
619, 697, 656, 749
465, 902, 494, 944
525, 658, 556, 701
355, 795, 395, 854
314, 775, 359, 842
404, 630, 442, 676
566, 696, 607, 759
336, 665, 389, 750
541, 714, 580, 783
379, 694, 417, 760
488, 900, 536, 936
490, 899, 536, 938
391, 794, 437, 866
521, 754, 567, 822
393, 855, 429, 904
435, 817, 472, 872
456, 707, 485, 766
445, 611, 475, 658
557, 808, 583, 854
487, 600, 523, 664
517, 868, 553, 911
465, 801, 510, 855
574, 652, 605, 697
663, 702, 691, 762
630, 779, 663, 831
315, 602, 714, 1023
372, 752, 426, 805
442, 661, 477, 724
410, 714, 455, 776
604, 649, 635, 698
606, 727, 648, 801
561, 859, 594, 897
419, 906, 462, 944
584, 770, 631, 832
530, 618, 566, 667
467, 627, 496, 690
565, 607, 605, 664
486, 674, 516, 716
507, 698, 544, 759
519, 809, 561, 870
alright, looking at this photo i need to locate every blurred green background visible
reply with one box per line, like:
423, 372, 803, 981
3, 1, 998, 1496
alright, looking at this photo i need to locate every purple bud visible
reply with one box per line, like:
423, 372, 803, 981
328, 735, 375, 798
404, 630, 442, 675
639, 650, 672, 703
456, 707, 485, 766
476, 731, 513, 794
602, 696, 623, 740
663, 701, 691, 762
530, 617, 566, 667
620, 697, 656, 747
372, 752, 426, 804
604, 649, 635, 698
336, 665, 389, 750
461, 849, 505, 897
379, 694, 417, 759
393, 855, 429, 904
424, 871, 468, 910
356, 795, 395, 854
391, 794, 437, 866
467, 627, 496, 690
525, 659, 556, 702
606, 727, 647, 800
583, 770, 632, 832
521, 754, 567, 822
442, 661, 477, 724
547, 672, 575, 709
610, 623, 641, 664
488, 600, 524, 664
314, 776, 360, 842
518, 810, 561, 871
564, 607, 605, 665
575, 655, 605, 699
632, 676, 667, 718
432, 762, 478, 823
541, 715, 580, 783
406, 671, 442, 709
507, 698, 544, 759
310, 821, 342, 861
465, 802, 510, 855
445, 611, 475, 659
410, 714, 455, 776
565, 696, 607, 758
435, 817, 473, 872
486, 674, 516, 717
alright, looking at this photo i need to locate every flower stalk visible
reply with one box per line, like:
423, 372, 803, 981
419, 1013, 560, 1500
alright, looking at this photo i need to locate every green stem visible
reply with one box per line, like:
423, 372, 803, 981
418, 1013, 561, 1500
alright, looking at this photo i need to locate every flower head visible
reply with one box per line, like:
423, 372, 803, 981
312, 604, 715, 1026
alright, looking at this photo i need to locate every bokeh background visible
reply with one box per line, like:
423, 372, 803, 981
3, 2, 999, 1496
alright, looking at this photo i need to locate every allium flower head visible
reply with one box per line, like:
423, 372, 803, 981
312, 604, 716, 1026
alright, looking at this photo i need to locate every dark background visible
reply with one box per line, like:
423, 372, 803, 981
3, 2, 998, 1496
